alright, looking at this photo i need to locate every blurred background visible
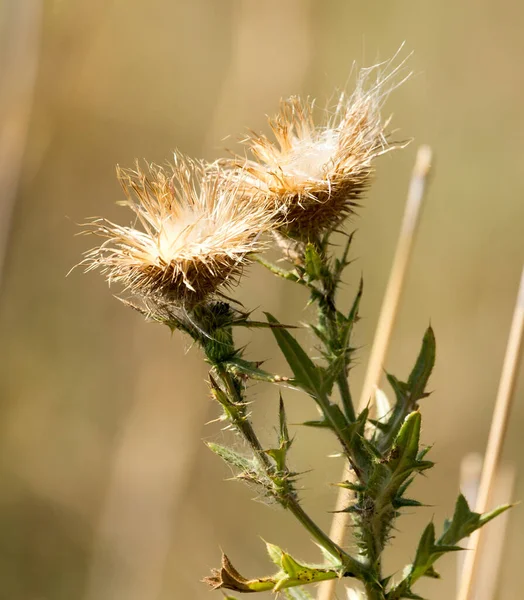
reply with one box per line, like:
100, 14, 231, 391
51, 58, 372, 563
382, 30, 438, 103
0, 1, 523, 599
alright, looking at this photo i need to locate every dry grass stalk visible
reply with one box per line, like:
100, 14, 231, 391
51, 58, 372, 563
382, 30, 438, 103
456, 266, 524, 600
459, 454, 516, 600
0, 1, 42, 286
318, 146, 433, 600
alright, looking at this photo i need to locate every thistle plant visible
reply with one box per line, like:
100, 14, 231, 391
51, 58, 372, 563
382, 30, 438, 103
80, 61, 511, 600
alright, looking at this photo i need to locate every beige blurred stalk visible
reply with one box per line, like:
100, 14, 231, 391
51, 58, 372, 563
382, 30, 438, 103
203, 0, 311, 149
459, 454, 516, 600
83, 3, 311, 599
457, 266, 524, 600
318, 146, 433, 600
0, 0, 42, 284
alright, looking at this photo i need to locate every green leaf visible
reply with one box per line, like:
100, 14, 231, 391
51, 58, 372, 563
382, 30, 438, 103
254, 254, 303, 284
281, 552, 304, 577
224, 356, 290, 384
377, 327, 436, 453
308, 323, 329, 346
439, 493, 511, 546
410, 523, 461, 582
332, 231, 356, 285
392, 497, 424, 509
336, 480, 366, 493
323, 278, 363, 391
206, 442, 255, 473
387, 494, 512, 599
304, 243, 325, 281
265, 447, 286, 470
279, 394, 290, 447
344, 407, 375, 479
347, 276, 364, 324
301, 418, 331, 428
390, 411, 421, 468
264, 313, 358, 457
232, 319, 297, 330
424, 566, 440, 579
406, 326, 436, 402
264, 313, 323, 397
315, 543, 344, 569
284, 587, 314, 600
265, 541, 284, 568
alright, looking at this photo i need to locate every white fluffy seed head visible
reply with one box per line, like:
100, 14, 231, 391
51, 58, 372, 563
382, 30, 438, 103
82, 152, 276, 307
223, 55, 410, 240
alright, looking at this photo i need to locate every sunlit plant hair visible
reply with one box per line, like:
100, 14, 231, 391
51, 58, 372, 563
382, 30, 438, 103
221, 58, 409, 242
81, 152, 275, 309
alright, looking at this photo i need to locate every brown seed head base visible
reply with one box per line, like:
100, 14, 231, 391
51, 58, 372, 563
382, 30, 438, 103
82, 153, 275, 308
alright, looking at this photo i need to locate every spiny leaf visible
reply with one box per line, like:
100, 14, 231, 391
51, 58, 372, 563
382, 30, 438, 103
410, 522, 461, 582
332, 230, 356, 284
265, 313, 323, 397
206, 442, 254, 473
392, 497, 424, 509
347, 276, 363, 324
390, 411, 422, 470
224, 356, 290, 384
304, 243, 325, 281
279, 394, 291, 448
439, 493, 512, 546
281, 552, 304, 578
265, 447, 287, 471
377, 327, 436, 453
336, 480, 366, 493
255, 254, 303, 284
302, 418, 331, 428
284, 587, 314, 599
315, 543, 344, 569
309, 323, 329, 345
232, 319, 297, 330
323, 278, 363, 389
387, 495, 512, 599
265, 541, 284, 568
407, 326, 436, 400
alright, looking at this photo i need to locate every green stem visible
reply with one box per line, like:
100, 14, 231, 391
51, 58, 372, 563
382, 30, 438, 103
337, 371, 356, 422
316, 247, 357, 424
214, 365, 366, 579
287, 498, 349, 567
364, 581, 386, 600
254, 254, 305, 286
216, 365, 273, 470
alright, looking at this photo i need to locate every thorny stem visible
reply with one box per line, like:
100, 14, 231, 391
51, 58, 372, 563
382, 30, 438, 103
253, 254, 306, 287
216, 365, 273, 470
214, 364, 366, 579
256, 245, 357, 423
364, 581, 386, 600
317, 245, 356, 423
337, 352, 356, 421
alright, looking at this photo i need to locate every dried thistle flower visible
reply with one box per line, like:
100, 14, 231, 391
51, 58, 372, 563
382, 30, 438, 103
223, 59, 409, 241
82, 153, 275, 308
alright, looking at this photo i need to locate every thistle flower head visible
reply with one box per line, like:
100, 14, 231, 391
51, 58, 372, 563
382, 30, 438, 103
82, 153, 274, 308
225, 58, 409, 240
